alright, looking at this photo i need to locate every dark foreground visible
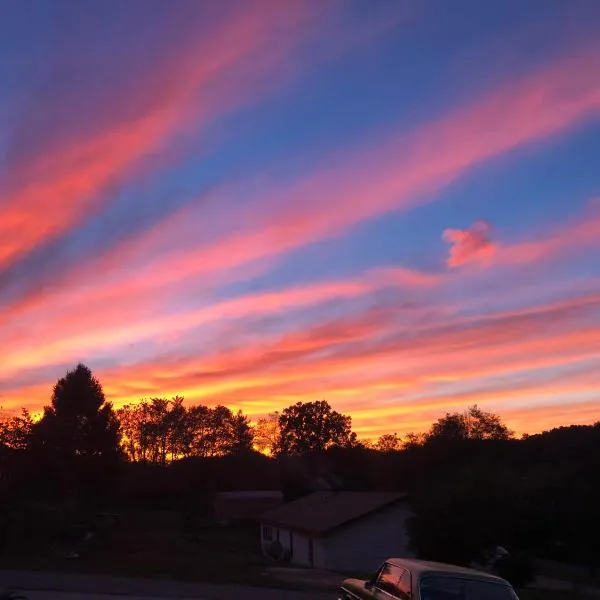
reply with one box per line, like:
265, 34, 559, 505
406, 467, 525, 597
0, 570, 333, 600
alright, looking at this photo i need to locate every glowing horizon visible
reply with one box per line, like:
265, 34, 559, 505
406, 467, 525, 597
1, 1, 600, 440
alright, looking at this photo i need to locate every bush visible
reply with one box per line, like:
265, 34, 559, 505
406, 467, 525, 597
495, 554, 535, 588
264, 539, 284, 560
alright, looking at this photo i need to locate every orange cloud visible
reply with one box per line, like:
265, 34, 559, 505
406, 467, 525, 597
8, 287, 590, 420
3, 289, 599, 439
343, 370, 600, 439
2, 257, 598, 417
0, 265, 438, 377
502, 398, 600, 435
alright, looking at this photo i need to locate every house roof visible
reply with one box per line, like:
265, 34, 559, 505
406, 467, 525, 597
260, 491, 407, 537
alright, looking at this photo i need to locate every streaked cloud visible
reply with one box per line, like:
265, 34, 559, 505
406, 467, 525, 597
496, 201, 600, 267
0, 1, 328, 269
2, 2, 600, 439
73, 39, 600, 290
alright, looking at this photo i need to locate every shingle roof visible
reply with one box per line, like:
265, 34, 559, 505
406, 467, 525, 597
260, 491, 407, 537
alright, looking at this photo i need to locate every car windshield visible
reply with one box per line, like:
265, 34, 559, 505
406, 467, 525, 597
420, 576, 518, 600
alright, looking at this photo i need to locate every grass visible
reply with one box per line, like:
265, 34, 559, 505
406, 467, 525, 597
1, 510, 285, 588
535, 559, 600, 589
3, 514, 599, 596
519, 589, 591, 600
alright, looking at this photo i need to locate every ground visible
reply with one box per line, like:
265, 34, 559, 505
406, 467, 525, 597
521, 591, 600, 600
1, 511, 290, 588
0, 570, 333, 600
0, 510, 339, 599
3, 571, 600, 600
3, 510, 599, 599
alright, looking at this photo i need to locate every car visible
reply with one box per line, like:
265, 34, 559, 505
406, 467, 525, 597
338, 558, 519, 600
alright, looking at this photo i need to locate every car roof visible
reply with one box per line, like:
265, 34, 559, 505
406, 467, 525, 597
386, 559, 509, 584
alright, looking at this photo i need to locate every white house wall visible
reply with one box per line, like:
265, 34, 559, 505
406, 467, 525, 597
261, 525, 327, 567
322, 503, 413, 573
313, 537, 326, 568
294, 531, 311, 566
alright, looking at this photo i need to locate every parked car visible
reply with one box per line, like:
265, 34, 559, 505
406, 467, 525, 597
338, 558, 519, 600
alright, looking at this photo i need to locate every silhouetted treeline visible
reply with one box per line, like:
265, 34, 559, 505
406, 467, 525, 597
1, 364, 599, 572
117, 398, 253, 463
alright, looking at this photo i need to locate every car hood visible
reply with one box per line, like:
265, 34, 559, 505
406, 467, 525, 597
341, 578, 369, 597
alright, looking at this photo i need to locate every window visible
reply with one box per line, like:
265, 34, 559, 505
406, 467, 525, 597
376, 563, 411, 598
377, 563, 398, 594
398, 569, 412, 599
262, 525, 273, 541
419, 577, 517, 600
466, 580, 518, 600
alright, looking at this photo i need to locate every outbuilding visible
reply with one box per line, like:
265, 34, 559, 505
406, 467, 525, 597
260, 491, 412, 572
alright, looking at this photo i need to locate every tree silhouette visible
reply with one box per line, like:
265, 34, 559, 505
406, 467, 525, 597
226, 410, 254, 455
275, 400, 355, 456
375, 432, 402, 452
0, 409, 34, 451
2, 380, 600, 570
118, 397, 187, 464
253, 412, 280, 455
34, 364, 120, 460
117, 402, 146, 462
118, 399, 254, 462
32, 364, 121, 505
465, 405, 513, 440
183, 404, 253, 457
428, 412, 468, 442
427, 405, 512, 442
403, 431, 426, 449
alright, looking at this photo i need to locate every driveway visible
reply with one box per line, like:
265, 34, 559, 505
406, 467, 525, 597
0, 570, 334, 600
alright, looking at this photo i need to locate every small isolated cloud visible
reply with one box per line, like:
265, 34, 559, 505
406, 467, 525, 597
443, 220, 496, 268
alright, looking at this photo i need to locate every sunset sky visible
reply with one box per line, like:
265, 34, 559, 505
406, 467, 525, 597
2, 0, 600, 439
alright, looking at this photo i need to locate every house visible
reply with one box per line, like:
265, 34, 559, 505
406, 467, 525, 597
213, 490, 283, 525
259, 491, 412, 572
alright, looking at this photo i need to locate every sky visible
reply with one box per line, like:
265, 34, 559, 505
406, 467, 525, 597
1, 0, 600, 439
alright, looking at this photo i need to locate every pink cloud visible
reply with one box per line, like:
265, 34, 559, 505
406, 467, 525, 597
0, 2, 321, 270
83, 41, 600, 290
2, 33, 600, 441
1, 39, 598, 328
443, 220, 497, 267
0, 264, 439, 377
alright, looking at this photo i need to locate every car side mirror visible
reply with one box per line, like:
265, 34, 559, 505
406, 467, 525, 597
365, 580, 375, 590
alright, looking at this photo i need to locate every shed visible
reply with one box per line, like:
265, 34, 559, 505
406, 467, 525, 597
260, 491, 412, 572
